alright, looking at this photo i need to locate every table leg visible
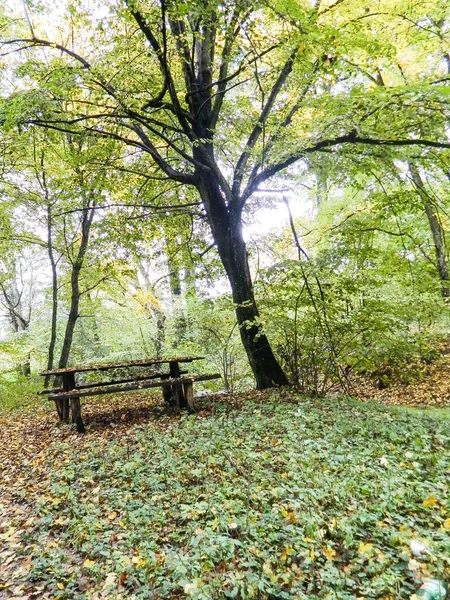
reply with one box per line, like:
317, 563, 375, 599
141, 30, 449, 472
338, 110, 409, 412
62, 373, 86, 433
71, 398, 86, 434
183, 381, 194, 412
161, 375, 173, 404
54, 398, 64, 421
169, 361, 187, 410
61, 374, 71, 423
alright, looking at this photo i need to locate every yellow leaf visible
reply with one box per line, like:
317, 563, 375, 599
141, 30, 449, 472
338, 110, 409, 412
323, 547, 336, 561
281, 545, 294, 561
310, 549, 316, 562
119, 520, 126, 528
132, 556, 146, 568
57, 583, 64, 590
108, 511, 118, 520
281, 508, 297, 524
423, 495, 438, 508
358, 542, 374, 556
84, 559, 95, 568
443, 518, 450, 530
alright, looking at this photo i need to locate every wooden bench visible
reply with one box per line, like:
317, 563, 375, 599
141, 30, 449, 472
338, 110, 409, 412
40, 357, 221, 433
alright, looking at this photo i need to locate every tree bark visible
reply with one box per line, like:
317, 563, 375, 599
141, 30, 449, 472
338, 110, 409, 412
409, 165, 450, 298
0, 272, 31, 376
57, 206, 95, 369
167, 245, 187, 347
45, 204, 59, 386
196, 173, 288, 389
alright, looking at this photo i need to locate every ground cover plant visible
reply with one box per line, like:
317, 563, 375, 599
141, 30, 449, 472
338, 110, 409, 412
0, 391, 449, 599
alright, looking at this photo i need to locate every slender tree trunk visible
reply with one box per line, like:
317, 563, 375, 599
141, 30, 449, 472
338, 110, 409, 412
196, 174, 288, 389
58, 207, 95, 369
1, 275, 31, 375
138, 267, 167, 357
315, 167, 328, 209
409, 165, 450, 298
58, 263, 82, 369
155, 308, 166, 358
45, 205, 59, 386
167, 248, 186, 346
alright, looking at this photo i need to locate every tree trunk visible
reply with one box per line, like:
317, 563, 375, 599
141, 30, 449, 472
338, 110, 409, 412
315, 166, 328, 209
409, 165, 450, 298
45, 205, 59, 387
1, 274, 31, 376
167, 254, 186, 346
57, 207, 95, 369
155, 308, 166, 358
58, 263, 82, 369
196, 174, 288, 389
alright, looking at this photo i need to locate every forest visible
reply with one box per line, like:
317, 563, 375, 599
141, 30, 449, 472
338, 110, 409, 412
0, 0, 450, 598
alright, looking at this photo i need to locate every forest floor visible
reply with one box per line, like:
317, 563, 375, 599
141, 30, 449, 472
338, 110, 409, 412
349, 343, 450, 410
0, 380, 449, 600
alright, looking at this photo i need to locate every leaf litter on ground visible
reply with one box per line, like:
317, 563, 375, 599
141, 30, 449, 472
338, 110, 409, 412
0, 388, 449, 599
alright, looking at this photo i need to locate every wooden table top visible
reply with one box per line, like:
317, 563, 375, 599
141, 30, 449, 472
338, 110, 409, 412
40, 356, 204, 376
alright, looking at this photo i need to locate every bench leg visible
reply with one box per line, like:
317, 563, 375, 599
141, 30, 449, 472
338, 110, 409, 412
173, 384, 180, 411
71, 398, 86, 433
183, 381, 194, 412
161, 377, 173, 404
62, 398, 70, 423
55, 399, 64, 421
169, 361, 187, 410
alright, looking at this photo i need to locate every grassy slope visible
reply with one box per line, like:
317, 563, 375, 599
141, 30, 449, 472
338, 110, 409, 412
0, 392, 449, 599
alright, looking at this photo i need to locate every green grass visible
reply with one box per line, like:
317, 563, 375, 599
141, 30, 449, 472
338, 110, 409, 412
7, 394, 450, 599
0, 373, 40, 414
389, 404, 450, 420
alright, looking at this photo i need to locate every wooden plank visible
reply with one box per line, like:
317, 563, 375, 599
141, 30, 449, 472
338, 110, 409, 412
47, 374, 221, 401
38, 371, 188, 395
40, 356, 205, 376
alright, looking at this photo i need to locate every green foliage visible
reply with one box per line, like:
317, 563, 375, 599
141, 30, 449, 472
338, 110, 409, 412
176, 296, 252, 391
0, 372, 39, 413
15, 395, 450, 599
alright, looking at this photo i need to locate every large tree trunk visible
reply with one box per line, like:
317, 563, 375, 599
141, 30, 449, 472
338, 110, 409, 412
196, 174, 288, 389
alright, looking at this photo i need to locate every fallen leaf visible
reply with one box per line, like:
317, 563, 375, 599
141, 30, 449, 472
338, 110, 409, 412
358, 542, 374, 556
84, 558, 96, 568
423, 495, 438, 508
323, 547, 336, 561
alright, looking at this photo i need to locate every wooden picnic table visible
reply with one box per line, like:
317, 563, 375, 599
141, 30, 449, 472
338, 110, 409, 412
40, 356, 220, 433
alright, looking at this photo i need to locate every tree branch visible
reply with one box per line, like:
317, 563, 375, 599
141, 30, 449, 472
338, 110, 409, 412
233, 47, 299, 199
243, 134, 450, 201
